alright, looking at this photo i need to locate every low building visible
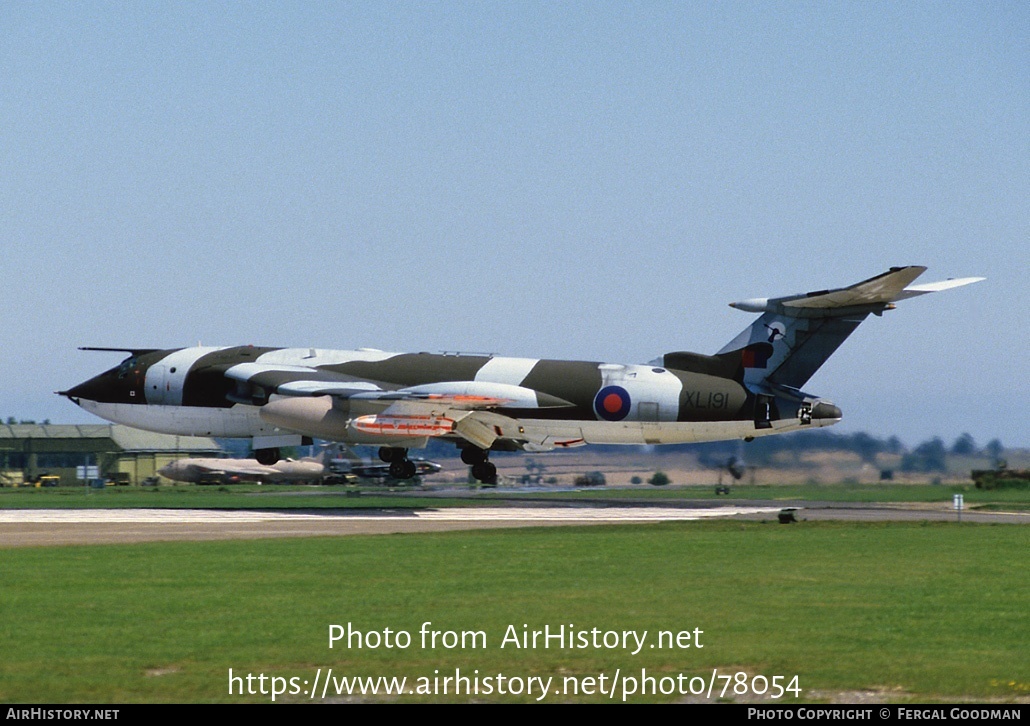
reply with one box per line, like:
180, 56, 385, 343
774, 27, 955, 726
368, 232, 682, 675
0, 424, 222, 486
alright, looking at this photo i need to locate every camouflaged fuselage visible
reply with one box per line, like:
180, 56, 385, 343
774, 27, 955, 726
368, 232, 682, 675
63, 344, 836, 449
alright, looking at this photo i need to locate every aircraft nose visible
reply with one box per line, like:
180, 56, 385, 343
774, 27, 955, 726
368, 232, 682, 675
811, 401, 842, 420
60, 375, 110, 403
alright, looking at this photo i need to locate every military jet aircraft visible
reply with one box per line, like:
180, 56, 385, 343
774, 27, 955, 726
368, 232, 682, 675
326, 445, 443, 483
61, 266, 981, 484
158, 456, 326, 484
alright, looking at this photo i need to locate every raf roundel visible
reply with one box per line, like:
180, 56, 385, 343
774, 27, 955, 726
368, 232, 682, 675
594, 385, 632, 421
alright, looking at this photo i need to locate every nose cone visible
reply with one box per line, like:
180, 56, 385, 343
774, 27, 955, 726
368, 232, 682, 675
60, 351, 153, 405
61, 374, 113, 403
812, 401, 842, 420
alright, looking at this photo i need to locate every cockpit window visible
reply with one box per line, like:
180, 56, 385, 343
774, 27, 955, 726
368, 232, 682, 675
116, 357, 138, 379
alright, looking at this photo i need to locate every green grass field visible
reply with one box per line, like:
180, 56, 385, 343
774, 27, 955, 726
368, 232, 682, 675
1, 480, 1027, 510
1, 521, 1026, 703
0, 484, 453, 510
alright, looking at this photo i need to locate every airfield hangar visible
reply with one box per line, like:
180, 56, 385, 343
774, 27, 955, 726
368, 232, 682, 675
0, 424, 221, 486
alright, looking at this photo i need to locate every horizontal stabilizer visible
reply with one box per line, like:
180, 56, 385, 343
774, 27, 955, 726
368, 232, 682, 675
782, 266, 926, 309
730, 266, 984, 315
893, 276, 986, 300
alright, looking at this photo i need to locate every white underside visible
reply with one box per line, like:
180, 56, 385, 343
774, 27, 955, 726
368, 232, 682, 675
78, 399, 839, 448
526, 416, 837, 446
78, 400, 274, 438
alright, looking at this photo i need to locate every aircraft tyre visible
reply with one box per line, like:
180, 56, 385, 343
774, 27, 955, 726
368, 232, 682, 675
471, 461, 497, 484
255, 448, 280, 465
389, 459, 417, 480
460, 447, 488, 465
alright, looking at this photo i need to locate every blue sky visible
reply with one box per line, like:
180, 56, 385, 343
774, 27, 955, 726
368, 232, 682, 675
2, 2, 1026, 447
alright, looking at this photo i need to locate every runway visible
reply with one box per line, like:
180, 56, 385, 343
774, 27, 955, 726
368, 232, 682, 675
0, 503, 1023, 548
0, 506, 780, 547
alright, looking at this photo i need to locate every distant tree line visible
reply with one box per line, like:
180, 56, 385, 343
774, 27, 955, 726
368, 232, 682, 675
341, 432, 1010, 473
651, 430, 1006, 474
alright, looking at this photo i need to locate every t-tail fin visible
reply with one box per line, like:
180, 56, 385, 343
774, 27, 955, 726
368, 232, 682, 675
714, 266, 984, 390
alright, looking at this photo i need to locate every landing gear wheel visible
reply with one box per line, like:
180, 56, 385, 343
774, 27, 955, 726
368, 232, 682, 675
461, 447, 488, 465
389, 459, 417, 480
255, 447, 280, 465
379, 447, 407, 463
471, 461, 497, 485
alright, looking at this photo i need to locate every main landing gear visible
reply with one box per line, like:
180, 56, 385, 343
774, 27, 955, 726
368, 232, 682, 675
379, 447, 417, 480
461, 446, 497, 485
